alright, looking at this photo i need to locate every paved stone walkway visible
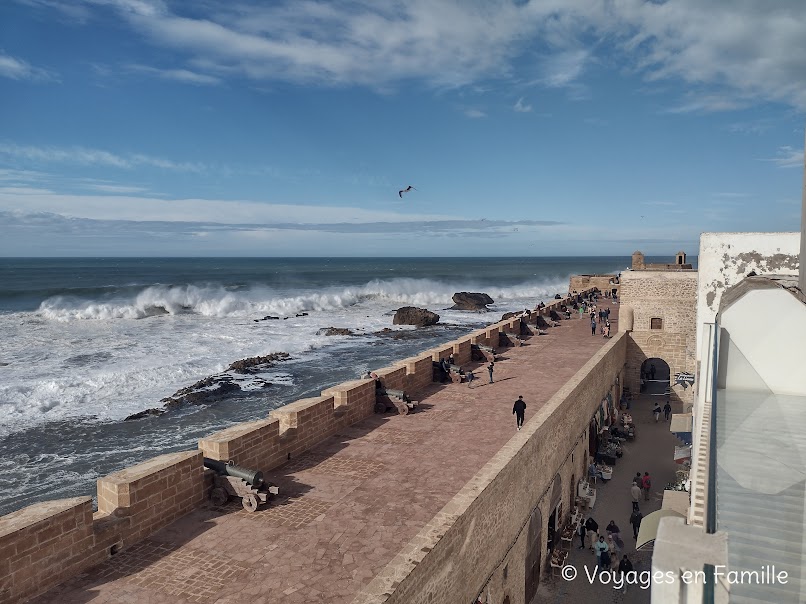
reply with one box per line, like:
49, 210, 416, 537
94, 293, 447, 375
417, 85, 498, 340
34, 301, 618, 604
535, 392, 684, 603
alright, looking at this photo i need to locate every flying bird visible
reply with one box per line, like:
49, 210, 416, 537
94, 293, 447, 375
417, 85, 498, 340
398, 185, 416, 198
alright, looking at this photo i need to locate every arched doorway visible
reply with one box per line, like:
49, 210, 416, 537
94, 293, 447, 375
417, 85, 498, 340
640, 358, 670, 396
524, 507, 542, 603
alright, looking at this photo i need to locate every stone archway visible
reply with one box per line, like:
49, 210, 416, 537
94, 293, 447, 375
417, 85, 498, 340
641, 357, 670, 396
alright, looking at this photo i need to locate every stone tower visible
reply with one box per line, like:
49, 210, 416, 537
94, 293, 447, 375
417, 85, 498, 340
631, 251, 646, 270
675, 251, 687, 266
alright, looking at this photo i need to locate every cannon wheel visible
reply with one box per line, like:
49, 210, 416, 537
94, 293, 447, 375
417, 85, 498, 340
211, 486, 229, 507
242, 493, 259, 513
374, 401, 387, 414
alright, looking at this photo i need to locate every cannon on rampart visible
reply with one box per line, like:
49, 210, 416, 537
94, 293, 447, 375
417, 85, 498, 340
204, 458, 279, 512
375, 388, 418, 415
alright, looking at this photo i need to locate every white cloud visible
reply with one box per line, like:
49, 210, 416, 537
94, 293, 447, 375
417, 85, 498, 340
761, 146, 805, 168
128, 64, 222, 85
0, 53, 54, 81
464, 109, 486, 118
513, 97, 532, 113
17, 0, 806, 109
0, 142, 204, 172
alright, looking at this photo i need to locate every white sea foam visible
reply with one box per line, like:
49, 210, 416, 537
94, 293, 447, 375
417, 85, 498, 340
35, 277, 570, 321
0, 276, 569, 436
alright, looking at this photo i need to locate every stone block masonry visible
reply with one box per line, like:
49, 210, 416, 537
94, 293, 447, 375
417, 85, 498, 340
618, 270, 698, 405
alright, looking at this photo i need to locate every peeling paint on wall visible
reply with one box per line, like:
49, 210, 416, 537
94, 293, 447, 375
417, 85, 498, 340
695, 233, 800, 361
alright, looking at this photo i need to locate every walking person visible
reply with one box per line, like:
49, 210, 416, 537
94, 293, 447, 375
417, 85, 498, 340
590, 318, 596, 336
630, 481, 641, 511
594, 536, 609, 570
487, 361, 494, 384
642, 472, 652, 501
577, 520, 586, 549
607, 536, 619, 570
466, 369, 475, 388
584, 516, 599, 550
629, 508, 643, 539
663, 399, 672, 421
513, 395, 526, 431
619, 555, 634, 594
652, 402, 661, 422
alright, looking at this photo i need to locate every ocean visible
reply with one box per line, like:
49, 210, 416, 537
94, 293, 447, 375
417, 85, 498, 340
0, 256, 633, 515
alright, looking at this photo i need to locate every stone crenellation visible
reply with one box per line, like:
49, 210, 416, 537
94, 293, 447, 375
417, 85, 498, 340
0, 290, 594, 604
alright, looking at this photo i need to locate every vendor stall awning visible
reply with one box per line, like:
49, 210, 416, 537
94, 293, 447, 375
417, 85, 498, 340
670, 413, 693, 445
636, 509, 685, 550
674, 445, 692, 463
661, 490, 690, 517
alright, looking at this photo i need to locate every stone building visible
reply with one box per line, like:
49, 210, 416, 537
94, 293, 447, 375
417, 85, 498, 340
618, 252, 698, 408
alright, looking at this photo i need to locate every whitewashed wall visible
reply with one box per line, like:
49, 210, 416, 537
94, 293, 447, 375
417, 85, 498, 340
695, 232, 800, 361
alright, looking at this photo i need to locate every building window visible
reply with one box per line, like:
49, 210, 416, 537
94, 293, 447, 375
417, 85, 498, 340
650, 318, 663, 330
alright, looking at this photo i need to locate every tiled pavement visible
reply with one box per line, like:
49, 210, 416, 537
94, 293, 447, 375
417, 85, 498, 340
535, 393, 684, 604
34, 300, 620, 604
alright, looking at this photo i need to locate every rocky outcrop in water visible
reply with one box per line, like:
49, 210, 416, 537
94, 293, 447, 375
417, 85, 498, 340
124, 408, 166, 421
226, 352, 291, 374
393, 307, 440, 327
317, 327, 355, 336
161, 376, 243, 408
450, 292, 493, 311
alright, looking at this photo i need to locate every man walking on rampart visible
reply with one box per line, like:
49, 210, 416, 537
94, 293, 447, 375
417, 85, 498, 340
513, 395, 526, 431
487, 362, 495, 384
591, 318, 596, 335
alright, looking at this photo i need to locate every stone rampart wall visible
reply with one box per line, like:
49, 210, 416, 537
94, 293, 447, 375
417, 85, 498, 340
353, 331, 626, 604
569, 274, 619, 295
0, 288, 595, 603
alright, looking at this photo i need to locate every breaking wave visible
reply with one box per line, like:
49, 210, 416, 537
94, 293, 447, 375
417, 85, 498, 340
37, 277, 571, 321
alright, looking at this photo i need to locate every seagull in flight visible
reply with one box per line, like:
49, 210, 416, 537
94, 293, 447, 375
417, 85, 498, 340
398, 185, 416, 198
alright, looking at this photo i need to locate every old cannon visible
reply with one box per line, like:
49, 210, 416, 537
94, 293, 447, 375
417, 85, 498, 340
204, 458, 279, 512
375, 388, 418, 415
471, 343, 496, 362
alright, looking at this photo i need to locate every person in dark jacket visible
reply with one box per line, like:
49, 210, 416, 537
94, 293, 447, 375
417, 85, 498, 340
663, 399, 672, 421
629, 508, 643, 539
513, 396, 526, 431
487, 361, 495, 383
618, 555, 634, 593
577, 520, 586, 549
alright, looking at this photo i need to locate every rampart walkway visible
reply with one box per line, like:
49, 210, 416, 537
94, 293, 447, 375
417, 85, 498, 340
35, 304, 617, 604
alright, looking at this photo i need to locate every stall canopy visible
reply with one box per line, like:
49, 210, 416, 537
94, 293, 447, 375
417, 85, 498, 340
670, 413, 693, 445
636, 509, 685, 550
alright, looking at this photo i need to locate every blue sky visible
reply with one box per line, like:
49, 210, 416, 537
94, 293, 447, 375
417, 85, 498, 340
0, 0, 804, 256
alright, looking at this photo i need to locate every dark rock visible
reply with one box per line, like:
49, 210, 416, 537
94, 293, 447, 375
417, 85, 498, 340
501, 311, 520, 321
124, 408, 165, 421
450, 292, 494, 311
317, 327, 355, 336
393, 306, 440, 327
161, 378, 242, 407
296, 312, 309, 317
226, 352, 291, 374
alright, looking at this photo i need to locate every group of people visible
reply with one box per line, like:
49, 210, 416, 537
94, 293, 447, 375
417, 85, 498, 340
652, 399, 673, 422
588, 303, 611, 338
577, 517, 634, 591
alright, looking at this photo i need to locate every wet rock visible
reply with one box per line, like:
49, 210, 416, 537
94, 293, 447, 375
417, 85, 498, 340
161, 377, 242, 407
226, 352, 291, 374
393, 306, 440, 327
124, 408, 166, 421
317, 327, 355, 336
450, 292, 494, 311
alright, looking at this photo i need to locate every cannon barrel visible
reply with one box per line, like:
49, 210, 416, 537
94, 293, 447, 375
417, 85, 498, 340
203, 458, 264, 487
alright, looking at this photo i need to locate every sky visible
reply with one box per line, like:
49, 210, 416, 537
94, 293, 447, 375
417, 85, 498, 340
0, 0, 804, 257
